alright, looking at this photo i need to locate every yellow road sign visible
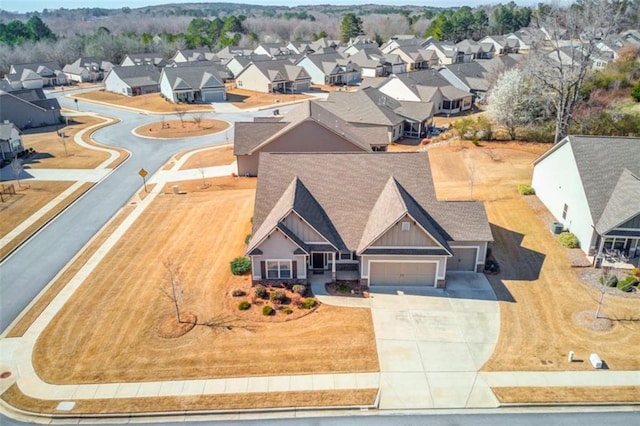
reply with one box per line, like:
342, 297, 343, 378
138, 168, 148, 178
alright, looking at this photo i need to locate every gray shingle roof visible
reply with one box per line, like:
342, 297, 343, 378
11, 62, 62, 79
596, 169, 640, 234
63, 57, 112, 75
252, 153, 493, 254
234, 100, 375, 156
108, 65, 160, 87
535, 136, 640, 231
160, 65, 224, 91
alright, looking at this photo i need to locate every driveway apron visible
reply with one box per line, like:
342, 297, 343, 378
369, 272, 501, 409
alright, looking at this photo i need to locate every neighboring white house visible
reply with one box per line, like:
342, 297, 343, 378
295, 53, 361, 86
159, 65, 226, 103
120, 53, 167, 68
0, 121, 24, 160
104, 65, 160, 96
63, 57, 113, 83
6, 62, 67, 89
532, 136, 640, 260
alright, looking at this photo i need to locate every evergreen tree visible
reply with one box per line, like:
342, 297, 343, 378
340, 13, 363, 43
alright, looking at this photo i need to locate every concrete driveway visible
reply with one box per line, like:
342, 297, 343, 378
369, 272, 500, 409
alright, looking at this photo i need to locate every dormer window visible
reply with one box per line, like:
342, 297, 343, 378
401, 221, 410, 231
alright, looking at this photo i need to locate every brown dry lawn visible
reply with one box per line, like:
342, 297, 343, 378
428, 140, 640, 372
180, 145, 235, 170
227, 88, 310, 109
1, 384, 377, 414
34, 176, 378, 384
134, 119, 229, 139
0, 182, 93, 260
493, 386, 640, 403
72, 90, 213, 113
21, 115, 111, 169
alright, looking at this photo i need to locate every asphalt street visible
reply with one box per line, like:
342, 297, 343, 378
0, 92, 291, 333
1, 409, 638, 425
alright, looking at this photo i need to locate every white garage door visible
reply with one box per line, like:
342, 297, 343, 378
369, 262, 436, 286
449, 247, 477, 271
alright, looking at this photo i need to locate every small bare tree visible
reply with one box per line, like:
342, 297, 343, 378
174, 108, 186, 128
58, 131, 68, 156
10, 158, 24, 188
193, 114, 203, 129
196, 160, 209, 189
161, 259, 186, 323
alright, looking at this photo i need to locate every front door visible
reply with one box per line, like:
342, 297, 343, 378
312, 253, 324, 269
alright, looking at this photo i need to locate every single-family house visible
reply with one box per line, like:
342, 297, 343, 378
247, 152, 493, 287
224, 55, 271, 79
104, 65, 160, 96
215, 45, 255, 60
342, 36, 377, 56
309, 37, 340, 52
348, 48, 406, 78
0, 121, 24, 160
0, 88, 61, 129
6, 62, 67, 89
171, 49, 218, 63
63, 57, 113, 83
506, 28, 542, 51
159, 65, 226, 103
378, 70, 473, 115
253, 43, 292, 58
388, 46, 439, 71
235, 59, 311, 94
380, 35, 423, 54
286, 40, 315, 55
479, 35, 520, 55
323, 87, 433, 140
455, 40, 495, 60
234, 100, 390, 176
120, 53, 167, 68
295, 53, 360, 86
532, 136, 640, 261
423, 40, 461, 66
168, 60, 234, 82
439, 62, 492, 101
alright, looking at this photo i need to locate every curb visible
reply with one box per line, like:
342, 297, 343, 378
65, 95, 214, 115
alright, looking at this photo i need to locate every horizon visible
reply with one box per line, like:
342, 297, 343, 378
2, 0, 539, 14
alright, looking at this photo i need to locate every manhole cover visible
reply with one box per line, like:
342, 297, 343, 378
0, 371, 11, 379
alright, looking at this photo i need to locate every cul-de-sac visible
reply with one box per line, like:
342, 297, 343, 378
0, 0, 638, 423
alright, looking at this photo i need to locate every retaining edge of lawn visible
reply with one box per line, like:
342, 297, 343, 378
0, 385, 379, 420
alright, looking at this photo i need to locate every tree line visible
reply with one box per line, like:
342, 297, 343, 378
0, 16, 56, 45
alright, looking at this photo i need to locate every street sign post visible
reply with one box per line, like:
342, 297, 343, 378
138, 168, 148, 193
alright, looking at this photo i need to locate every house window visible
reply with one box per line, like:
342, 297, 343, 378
562, 203, 568, 219
237, 80, 243, 87
340, 252, 352, 261
401, 221, 410, 231
266, 260, 292, 279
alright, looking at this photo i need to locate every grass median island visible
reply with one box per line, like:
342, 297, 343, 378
32, 176, 379, 385
133, 119, 229, 139
1, 384, 378, 414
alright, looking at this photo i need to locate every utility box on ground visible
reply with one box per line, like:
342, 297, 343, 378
552, 222, 564, 234
590, 353, 602, 369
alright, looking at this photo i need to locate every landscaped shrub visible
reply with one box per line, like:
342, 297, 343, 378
337, 282, 351, 293
231, 289, 246, 297
599, 274, 618, 287
631, 267, 640, 278
301, 298, 317, 309
292, 284, 306, 296
262, 305, 274, 316
616, 276, 638, 292
517, 184, 535, 195
244, 234, 252, 244
283, 308, 293, 315
270, 290, 287, 303
255, 284, 268, 299
558, 232, 580, 249
238, 301, 251, 310
230, 256, 251, 275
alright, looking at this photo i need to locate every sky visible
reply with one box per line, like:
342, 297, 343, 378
1, 0, 538, 14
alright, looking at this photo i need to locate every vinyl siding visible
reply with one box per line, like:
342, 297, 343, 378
282, 212, 327, 243
250, 229, 306, 279
371, 215, 439, 247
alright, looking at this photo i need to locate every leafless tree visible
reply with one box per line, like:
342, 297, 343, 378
193, 114, 203, 128
174, 109, 186, 128
161, 260, 186, 323
196, 160, 209, 189
10, 158, 27, 189
58, 131, 68, 156
526, 0, 626, 143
